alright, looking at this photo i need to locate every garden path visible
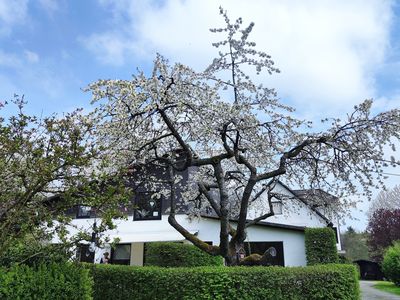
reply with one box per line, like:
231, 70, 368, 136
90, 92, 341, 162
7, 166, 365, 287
360, 281, 400, 300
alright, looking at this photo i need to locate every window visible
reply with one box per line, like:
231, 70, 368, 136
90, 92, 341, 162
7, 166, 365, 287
332, 227, 339, 243
133, 192, 162, 221
77, 205, 92, 218
111, 244, 131, 265
77, 244, 95, 263
271, 201, 283, 215
244, 241, 284, 266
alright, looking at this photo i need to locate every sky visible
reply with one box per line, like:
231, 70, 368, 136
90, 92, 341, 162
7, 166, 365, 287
0, 0, 399, 231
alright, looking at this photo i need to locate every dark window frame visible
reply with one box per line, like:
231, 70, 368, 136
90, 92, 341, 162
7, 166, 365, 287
244, 241, 285, 266
133, 191, 162, 221
271, 201, 283, 215
77, 244, 95, 263
76, 205, 93, 219
332, 227, 339, 243
111, 243, 131, 265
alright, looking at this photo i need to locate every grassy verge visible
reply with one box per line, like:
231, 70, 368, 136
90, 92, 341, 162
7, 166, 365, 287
373, 281, 400, 296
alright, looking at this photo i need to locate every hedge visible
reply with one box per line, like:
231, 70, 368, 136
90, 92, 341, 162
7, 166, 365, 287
0, 239, 72, 267
0, 263, 92, 300
382, 241, 400, 286
144, 242, 223, 267
86, 263, 359, 300
305, 227, 338, 265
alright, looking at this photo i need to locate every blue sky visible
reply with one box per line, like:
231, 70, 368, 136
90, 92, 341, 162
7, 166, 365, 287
1, 0, 399, 230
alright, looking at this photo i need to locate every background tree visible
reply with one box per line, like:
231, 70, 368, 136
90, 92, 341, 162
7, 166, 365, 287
367, 209, 400, 262
341, 226, 370, 262
368, 185, 400, 217
0, 96, 130, 258
88, 8, 400, 265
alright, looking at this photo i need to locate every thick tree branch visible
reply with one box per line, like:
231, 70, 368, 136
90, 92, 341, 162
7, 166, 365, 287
256, 136, 329, 181
167, 166, 220, 255
245, 190, 275, 228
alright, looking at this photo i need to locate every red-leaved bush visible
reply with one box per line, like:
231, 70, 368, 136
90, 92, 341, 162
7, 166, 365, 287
367, 209, 400, 262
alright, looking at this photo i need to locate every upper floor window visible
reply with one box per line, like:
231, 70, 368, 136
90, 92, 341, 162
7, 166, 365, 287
77, 205, 92, 219
271, 201, 283, 215
133, 192, 162, 221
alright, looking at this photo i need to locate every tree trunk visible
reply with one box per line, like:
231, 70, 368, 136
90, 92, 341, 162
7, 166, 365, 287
223, 239, 246, 266
224, 237, 267, 266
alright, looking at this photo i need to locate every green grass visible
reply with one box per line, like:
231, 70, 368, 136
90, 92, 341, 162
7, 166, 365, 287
373, 281, 400, 296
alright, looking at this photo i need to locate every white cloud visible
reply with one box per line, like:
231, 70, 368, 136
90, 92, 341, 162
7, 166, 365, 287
24, 50, 39, 63
0, 73, 18, 99
0, 49, 40, 66
38, 0, 60, 15
0, 49, 65, 101
82, 0, 394, 117
373, 95, 400, 112
79, 32, 132, 66
0, 0, 29, 35
0, 50, 22, 67
61, 50, 70, 60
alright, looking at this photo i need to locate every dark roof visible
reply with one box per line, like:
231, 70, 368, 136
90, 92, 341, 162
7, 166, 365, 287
353, 259, 379, 264
291, 189, 339, 207
202, 215, 305, 232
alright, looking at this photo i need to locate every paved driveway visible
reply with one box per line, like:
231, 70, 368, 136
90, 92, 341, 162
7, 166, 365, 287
360, 281, 400, 300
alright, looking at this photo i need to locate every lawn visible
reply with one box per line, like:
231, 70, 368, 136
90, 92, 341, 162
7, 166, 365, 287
373, 281, 400, 296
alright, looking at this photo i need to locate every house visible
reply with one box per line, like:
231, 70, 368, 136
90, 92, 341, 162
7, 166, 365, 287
54, 164, 342, 267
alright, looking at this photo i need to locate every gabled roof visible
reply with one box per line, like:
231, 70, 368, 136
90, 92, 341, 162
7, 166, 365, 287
291, 189, 339, 208
202, 215, 305, 232
271, 180, 334, 226
200, 180, 335, 228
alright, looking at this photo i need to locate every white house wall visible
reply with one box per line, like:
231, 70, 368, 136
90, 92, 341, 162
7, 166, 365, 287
56, 179, 343, 265
247, 182, 342, 251
248, 183, 327, 228
185, 216, 307, 266
59, 214, 307, 266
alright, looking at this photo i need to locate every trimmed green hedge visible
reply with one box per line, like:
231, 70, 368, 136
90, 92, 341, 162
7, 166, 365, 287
0, 263, 92, 300
144, 242, 223, 267
86, 263, 359, 300
382, 241, 400, 286
305, 227, 338, 265
0, 239, 72, 267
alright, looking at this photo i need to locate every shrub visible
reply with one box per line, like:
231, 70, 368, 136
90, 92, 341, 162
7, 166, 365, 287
305, 227, 338, 265
0, 238, 72, 267
338, 254, 352, 264
144, 242, 223, 267
86, 263, 359, 300
367, 209, 400, 262
0, 263, 92, 299
382, 241, 400, 286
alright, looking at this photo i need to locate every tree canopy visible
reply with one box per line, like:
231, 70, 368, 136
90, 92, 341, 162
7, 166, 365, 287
341, 227, 370, 262
87, 8, 400, 264
0, 96, 130, 256
368, 185, 400, 217
367, 209, 400, 262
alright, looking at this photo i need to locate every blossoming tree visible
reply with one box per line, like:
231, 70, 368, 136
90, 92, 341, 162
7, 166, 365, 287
368, 185, 400, 217
87, 9, 400, 265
